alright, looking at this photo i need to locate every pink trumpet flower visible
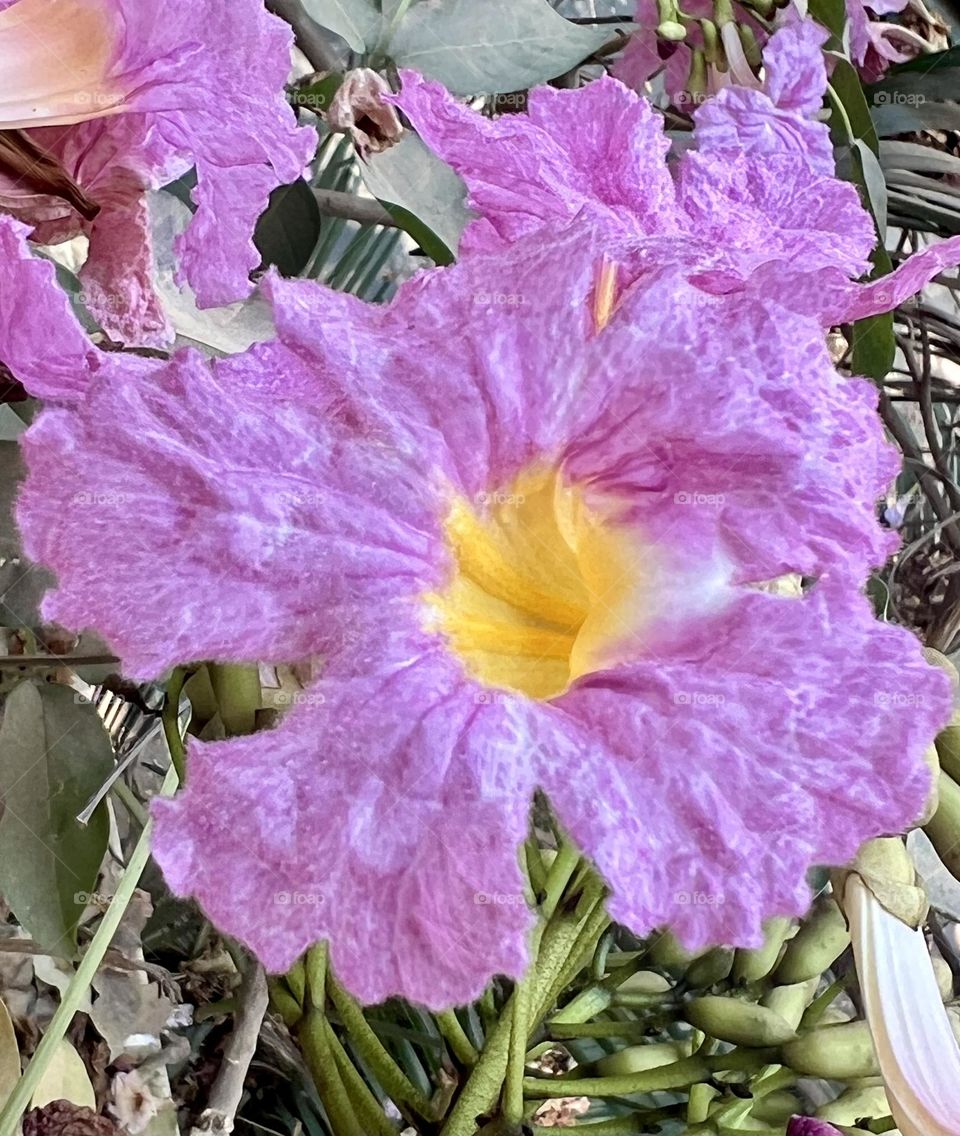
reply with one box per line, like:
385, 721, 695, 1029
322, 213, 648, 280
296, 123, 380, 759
10, 211, 952, 1006
0, 0, 315, 347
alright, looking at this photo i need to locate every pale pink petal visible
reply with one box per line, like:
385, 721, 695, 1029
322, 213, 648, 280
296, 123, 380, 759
762, 19, 830, 115
541, 585, 949, 950
152, 629, 538, 1004
0, 214, 159, 400
390, 70, 676, 253
17, 341, 440, 678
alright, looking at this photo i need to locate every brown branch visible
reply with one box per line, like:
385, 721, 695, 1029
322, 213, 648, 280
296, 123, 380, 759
189, 960, 268, 1135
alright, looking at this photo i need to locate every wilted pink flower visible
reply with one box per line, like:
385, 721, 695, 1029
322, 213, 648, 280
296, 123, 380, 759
0, 0, 315, 347
392, 70, 960, 314
326, 68, 404, 156
14, 218, 951, 1006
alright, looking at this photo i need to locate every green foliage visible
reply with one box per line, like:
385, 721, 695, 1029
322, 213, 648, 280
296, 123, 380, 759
0, 683, 114, 954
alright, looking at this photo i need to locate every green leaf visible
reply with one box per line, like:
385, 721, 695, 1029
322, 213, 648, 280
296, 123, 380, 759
0, 997, 18, 1111
254, 178, 323, 278
361, 131, 472, 263
808, 0, 845, 41
300, 0, 379, 51
0, 683, 114, 954
389, 0, 609, 95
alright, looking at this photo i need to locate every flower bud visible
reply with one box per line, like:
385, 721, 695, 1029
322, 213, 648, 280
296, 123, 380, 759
684, 946, 734, 988
593, 1041, 686, 1077
774, 896, 849, 984
732, 917, 794, 984
924, 772, 960, 885
761, 977, 819, 1030
683, 995, 797, 1047
782, 1021, 879, 1079
815, 1085, 890, 1125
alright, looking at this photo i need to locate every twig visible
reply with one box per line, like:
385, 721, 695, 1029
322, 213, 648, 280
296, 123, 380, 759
0, 938, 179, 999
313, 187, 397, 228
266, 0, 342, 72
189, 959, 269, 1135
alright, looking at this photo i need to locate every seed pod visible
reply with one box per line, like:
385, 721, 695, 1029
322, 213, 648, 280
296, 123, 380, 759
774, 897, 849, 984
782, 1021, 879, 1079
925, 771, 960, 882
816, 1085, 889, 1124
683, 995, 796, 1047
593, 1041, 686, 1077
732, 918, 795, 984
685, 947, 734, 989
761, 977, 819, 1030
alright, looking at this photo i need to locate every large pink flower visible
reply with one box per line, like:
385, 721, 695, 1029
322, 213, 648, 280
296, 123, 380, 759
391, 71, 960, 324
14, 221, 951, 1006
0, 0, 315, 347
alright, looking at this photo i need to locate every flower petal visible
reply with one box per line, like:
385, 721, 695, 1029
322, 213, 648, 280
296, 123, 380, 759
390, 70, 676, 253
539, 586, 950, 949
0, 214, 159, 400
16, 341, 440, 678
152, 629, 538, 1005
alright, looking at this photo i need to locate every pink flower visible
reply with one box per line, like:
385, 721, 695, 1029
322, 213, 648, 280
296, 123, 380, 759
846, 0, 917, 82
391, 71, 960, 315
695, 20, 836, 175
0, 0, 315, 347
788, 1119, 843, 1136
13, 220, 951, 1006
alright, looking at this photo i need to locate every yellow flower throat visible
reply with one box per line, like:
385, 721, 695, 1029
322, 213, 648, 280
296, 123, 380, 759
428, 466, 649, 701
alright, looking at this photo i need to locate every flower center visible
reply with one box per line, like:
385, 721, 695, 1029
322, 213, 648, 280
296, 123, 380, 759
428, 466, 651, 700
0, 0, 122, 131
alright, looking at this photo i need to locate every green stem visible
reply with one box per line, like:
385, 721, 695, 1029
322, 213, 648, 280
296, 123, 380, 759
301, 1009, 366, 1136
325, 1018, 398, 1136
0, 764, 180, 1136
541, 842, 580, 920
111, 778, 149, 827
327, 973, 436, 1117
503, 961, 533, 1125
436, 1009, 478, 1067
522, 1054, 710, 1099
162, 666, 188, 780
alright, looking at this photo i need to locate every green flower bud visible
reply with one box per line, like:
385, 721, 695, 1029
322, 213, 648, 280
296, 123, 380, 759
646, 931, 700, 976
761, 977, 819, 1030
657, 0, 687, 38
617, 969, 672, 995
737, 24, 762, 68
924, 771, 960, 884
732, 917, 795, 984
685, 946, 734, 989
593, 1041, 686, 1077
782, 1021, 879, 1079
774, 896, 849, 984
683, 995, 797, 1047
815, 1084, 890, 1124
